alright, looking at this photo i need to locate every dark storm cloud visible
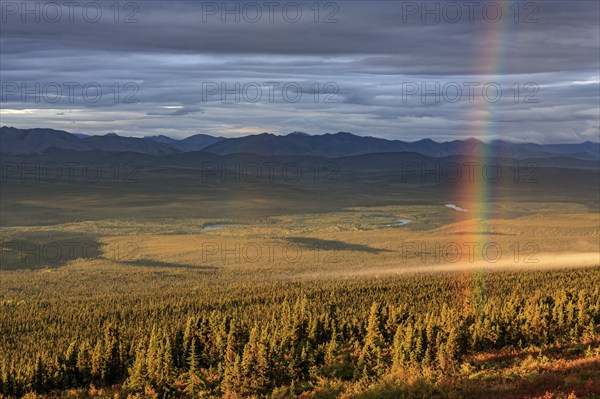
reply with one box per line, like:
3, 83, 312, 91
0, 0, 598, 142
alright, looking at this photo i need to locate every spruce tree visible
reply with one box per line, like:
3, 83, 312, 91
357, 302, 384, 379
127, 343, 148, 393
102, 323, 121, 383
90, 341, 104, 383
64, 341, 78, 386
32, 355, 44, 393
76, 341, 92, 385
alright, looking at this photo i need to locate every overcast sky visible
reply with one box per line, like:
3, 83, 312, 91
1, 0, 599, 142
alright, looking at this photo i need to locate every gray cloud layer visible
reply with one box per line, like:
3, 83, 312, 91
1, 0, 598, 142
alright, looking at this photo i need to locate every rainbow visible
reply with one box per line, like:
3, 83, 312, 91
456, 1, 517, 309
461, 0, 516, 238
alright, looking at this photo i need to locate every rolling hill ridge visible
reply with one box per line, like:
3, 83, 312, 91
1, 126, 598, 160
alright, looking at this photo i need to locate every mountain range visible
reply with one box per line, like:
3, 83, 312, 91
1, 126, 599, 160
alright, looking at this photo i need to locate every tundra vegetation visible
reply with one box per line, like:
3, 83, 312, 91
1, 163, 599, 399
